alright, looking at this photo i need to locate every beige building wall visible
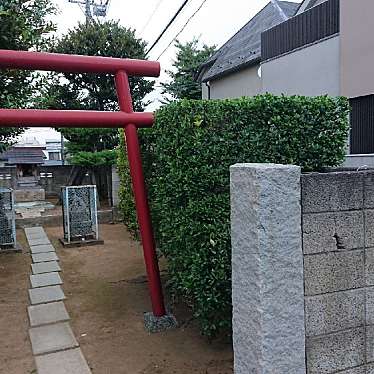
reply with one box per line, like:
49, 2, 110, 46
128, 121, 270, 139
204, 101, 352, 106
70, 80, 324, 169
262, 36, 340, 97
340, 0, 374, 98
207, 65, 262, 99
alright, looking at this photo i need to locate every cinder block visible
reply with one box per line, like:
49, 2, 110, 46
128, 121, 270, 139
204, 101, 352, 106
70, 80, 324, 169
364, 171, 374, 209
231, 164, 305, 374
304, 250, 365, 296
305, 289, 365, 336
337, 366, 366, 374
301, 172, 364, 213
303, 213, 336, 254
367, 325, 374, 363
367, 363, 374, 374
366, 249, 374, 286
367, 288, 374, 327
365, 211, 374, 247
306, 328, 365, 373
303, 211, 364, 254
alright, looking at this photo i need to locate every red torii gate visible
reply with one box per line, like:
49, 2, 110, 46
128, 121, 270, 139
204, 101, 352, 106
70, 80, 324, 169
0, 49, 166, 318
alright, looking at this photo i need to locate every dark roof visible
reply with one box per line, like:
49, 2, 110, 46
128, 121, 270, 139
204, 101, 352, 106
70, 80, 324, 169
197, 1, 299, 82
0, 147, 46, 165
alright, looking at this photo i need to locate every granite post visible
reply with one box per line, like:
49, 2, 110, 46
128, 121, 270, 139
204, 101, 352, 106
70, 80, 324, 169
230, 163, 306, 374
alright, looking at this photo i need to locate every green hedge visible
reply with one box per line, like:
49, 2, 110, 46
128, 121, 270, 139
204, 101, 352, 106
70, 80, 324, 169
118, 95, 350, 336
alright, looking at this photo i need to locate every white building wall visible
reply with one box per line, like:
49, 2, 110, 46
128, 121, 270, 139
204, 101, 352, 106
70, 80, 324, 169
261, 36, 340, 97
207, 64, 262, 99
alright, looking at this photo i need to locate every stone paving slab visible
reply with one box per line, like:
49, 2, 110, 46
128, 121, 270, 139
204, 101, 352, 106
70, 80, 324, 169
25, 231, 48, 240
32, 252, 59, 263
30, 244, 55, 254
28, 302, 70, 327
25, 227, 45, 238
28, 237, 51, 246
30, 272, 62, 288
29, 322, 79, 356
29, 285, 65, 305
32, 261, 61, 274
35, 348, 91, 374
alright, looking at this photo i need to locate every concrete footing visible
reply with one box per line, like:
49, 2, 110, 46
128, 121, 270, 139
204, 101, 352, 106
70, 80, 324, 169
144, 312, 178, 333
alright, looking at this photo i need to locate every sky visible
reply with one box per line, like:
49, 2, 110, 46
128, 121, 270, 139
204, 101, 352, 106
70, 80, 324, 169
21, 0, 302, 143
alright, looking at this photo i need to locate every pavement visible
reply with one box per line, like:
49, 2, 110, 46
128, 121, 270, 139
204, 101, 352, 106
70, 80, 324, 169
25, 226, 92, 374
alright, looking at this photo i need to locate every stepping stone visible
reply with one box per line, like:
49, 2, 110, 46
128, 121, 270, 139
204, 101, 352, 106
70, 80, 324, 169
26, 231, 48, 240
25, 227, 45, 236
32, 252, 59, 263
35, 348, 91, 374
28, 237, 51, 246
30, 244, 55, 254
29, 285, 65, 305
29, 322, 79, 356
28, 302, 70, 327
32, 261, 61, 275
30, 272, 62, 288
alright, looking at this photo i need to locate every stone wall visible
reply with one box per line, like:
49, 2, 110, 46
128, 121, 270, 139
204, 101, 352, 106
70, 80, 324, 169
302, 171, 374, 373
231, 165, 374, 374
38, 165, 111, 202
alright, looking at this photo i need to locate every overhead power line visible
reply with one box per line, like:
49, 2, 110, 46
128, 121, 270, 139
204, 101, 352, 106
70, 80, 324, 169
157, 0, 208, 60
146, 0, 191, 56
140, 0, 165, 35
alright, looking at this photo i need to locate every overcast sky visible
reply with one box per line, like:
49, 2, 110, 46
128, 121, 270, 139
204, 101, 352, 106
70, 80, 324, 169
21, 0, 302, 143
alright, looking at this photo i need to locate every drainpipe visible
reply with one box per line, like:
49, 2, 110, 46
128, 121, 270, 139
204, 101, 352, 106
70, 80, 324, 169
205, 81, 211, 100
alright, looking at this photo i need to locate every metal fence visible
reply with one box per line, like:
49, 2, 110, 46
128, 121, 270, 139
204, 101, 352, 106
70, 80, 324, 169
0, 187, 16, 249
261, 0, 340, 61
62, 185, 99, 243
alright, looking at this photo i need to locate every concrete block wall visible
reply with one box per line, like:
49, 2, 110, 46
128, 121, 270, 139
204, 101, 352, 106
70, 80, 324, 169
302, 171, 374, 373
231, 165, 374, 374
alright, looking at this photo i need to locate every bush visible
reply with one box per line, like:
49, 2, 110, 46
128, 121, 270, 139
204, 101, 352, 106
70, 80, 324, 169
118, 94, 350, 336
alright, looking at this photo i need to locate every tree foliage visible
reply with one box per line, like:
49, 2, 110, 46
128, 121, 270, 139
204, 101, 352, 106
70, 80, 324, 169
0, 0, 56, 151
161, 39, 215, 101
40, 21, 154, 165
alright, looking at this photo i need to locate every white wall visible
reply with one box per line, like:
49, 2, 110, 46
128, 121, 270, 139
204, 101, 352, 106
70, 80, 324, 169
207, 64, 262, 99
262, 36, 340, 97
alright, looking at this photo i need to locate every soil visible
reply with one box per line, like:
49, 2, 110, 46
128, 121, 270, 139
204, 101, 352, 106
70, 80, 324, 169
45, 223, 234, 374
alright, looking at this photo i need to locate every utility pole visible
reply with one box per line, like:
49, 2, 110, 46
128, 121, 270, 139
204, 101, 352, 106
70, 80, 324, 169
85, 0, 93, 21
67, 0, 110, 22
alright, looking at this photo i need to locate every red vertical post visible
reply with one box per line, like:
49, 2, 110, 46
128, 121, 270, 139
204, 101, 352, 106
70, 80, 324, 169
115, 70, 166, 317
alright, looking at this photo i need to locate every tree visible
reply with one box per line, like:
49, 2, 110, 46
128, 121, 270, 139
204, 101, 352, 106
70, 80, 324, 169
161, 39, 216, 101
0, 0, 56, 151
40, 21, 154, 165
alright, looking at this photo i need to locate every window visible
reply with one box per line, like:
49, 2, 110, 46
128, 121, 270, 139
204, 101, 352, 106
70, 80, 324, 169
49, 152, 61, 161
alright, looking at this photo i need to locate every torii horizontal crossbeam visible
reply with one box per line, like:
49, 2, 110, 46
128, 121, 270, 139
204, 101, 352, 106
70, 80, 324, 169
0, 49, 160, 75
0, 109, 154, 128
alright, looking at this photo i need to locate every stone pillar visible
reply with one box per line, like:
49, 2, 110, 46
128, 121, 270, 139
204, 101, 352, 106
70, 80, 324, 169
230, 163, 305, 374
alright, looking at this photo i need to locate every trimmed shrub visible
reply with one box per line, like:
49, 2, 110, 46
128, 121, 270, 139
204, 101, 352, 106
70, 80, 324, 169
118, 94, 350, 336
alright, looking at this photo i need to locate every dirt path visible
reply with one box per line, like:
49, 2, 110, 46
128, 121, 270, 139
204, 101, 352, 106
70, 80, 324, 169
45, 224, 233, 374
0, 230, 35, 374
